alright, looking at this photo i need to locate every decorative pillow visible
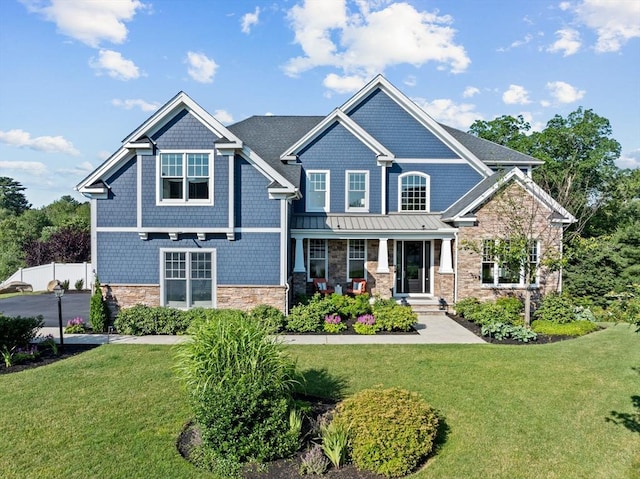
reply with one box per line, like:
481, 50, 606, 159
353, 281, 362, 292
318, 282, 327, 291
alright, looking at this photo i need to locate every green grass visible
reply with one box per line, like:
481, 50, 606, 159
1, 325, 639, 479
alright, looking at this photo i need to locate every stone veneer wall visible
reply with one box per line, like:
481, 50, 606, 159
102, 284, 288, 316
456, 183, 563, 303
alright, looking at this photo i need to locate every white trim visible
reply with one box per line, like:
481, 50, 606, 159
394, 158, 466, 164
236, 227, 281, 233
280, 199, 287, 285
480, 239, 540, 288
439, 238, 453, 274
345, 170, 369, 212
293, 236, 306, 273
377, 238, 389, 273
136, 154, 142, 228
96, 227, 234, 234
380, 164, 387, 214
398, 172, 431, 212
306, 170, 330, 213
159, 248, 217, 309
155, 150, 215, 206
91, 199, 97, 277
228, 154, 235, 231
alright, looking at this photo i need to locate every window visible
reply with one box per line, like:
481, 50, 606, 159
399, 173, 429, 211
306, 170, 329, 212
308, 239, 327, 279
346, 171, 369, 212
162, 250, 214, 307
481, 239, 539, 286
348, 239, 366, 279
159, 152, 212, 204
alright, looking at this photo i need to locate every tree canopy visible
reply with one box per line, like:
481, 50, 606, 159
0, 177, 31, 216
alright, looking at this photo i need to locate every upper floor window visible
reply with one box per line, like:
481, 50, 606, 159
306, 170, 330, 212
481, 239, 539, 286
158, 151, 213, 205
399, 173, 430, 211
346, 171, 369, 212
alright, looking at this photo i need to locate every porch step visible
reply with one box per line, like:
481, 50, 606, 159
397, 298, 448, 315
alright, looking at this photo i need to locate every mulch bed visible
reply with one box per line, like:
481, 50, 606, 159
447, 313, 579, 345
0, 343, 99, 375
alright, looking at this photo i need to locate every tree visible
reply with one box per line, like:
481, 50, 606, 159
24, 227, 90, 267
41, 195, 90, 231
468, 114, 533, 152
0, 177, 31, 216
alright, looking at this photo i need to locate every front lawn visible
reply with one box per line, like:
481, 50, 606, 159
1, 325, 638, 479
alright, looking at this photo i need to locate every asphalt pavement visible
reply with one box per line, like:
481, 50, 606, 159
0, 292, 90, 327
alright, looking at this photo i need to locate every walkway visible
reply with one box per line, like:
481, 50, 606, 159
38, 312, 485, 345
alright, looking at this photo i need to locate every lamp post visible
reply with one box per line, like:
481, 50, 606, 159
53, 284, 64, 353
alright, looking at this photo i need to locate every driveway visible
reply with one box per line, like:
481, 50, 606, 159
0, 292, 91, 327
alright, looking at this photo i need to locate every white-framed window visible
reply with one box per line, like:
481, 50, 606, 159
307, 239, 327, 280
157, 151, 213, 205
481, 239, 539, 287
161, 248, 215, 308
346, 171, 369, 212
348, 239, 366, 280
399, 172, 430, 211
306, 170, 330, 212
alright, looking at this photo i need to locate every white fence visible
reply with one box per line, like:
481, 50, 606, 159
1, 262, 94, 292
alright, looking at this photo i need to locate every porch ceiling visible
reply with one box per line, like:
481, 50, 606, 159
291, 213, 456, 234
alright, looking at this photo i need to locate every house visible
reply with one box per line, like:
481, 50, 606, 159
76, 75, 575, 314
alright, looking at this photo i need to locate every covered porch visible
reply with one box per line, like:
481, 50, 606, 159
290, 214, 457, 303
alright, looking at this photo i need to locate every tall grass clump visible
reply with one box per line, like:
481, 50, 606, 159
173, 309, 300, 473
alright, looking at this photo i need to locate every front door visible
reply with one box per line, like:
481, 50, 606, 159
396, 241, 431, 294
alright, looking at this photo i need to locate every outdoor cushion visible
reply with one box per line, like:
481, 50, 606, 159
317, 282, 327, 291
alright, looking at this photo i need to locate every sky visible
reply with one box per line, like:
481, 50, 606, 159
0, 0, 638, 208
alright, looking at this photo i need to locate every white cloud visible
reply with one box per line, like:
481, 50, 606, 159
413, 97, 482, 130
546, 80, 586, 103
241, 7, 260, 34
284, 0, 470, 92
0, 129, 79, 156
404, 75, 417, 87
547, 28, 581, 56
186, 51, 217, 83
21, 0, 146, 48
616, 149, 640, 169
0, 160, 48, 176
572, 0, 640, 52
502, 84, 531, 105
112, 98, 160, 112
323, 73, 368, 94
89, 49, 141, 80
463, 86, 480, 98
213, 109, 234, 124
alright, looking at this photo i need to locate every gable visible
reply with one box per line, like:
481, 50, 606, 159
151, 109, 221, 149
348, 88, 459, 159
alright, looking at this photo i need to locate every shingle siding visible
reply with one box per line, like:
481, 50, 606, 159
348, 89, 458, 159
97, 157, 137, 227
152, 110, 218, 150
236, 157, 280, 227
97, 231, 281, 285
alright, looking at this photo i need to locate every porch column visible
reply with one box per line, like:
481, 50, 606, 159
440, 238, 453, 273
377, 238, 390, 273
293, 237, 306, 273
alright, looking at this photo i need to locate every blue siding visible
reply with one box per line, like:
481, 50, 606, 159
140, 153, 229, 228
294, 122, 382, 214
235, 157, 280, 227
388, 163, 482, 212
349, 89, 459, 159
97, 232, 281, 285
97, 157, 137, 227
152, 110, 217, 149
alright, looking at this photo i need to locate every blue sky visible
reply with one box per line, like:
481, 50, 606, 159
0, 0, 638, 207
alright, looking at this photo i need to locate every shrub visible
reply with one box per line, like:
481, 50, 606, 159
534, 293, 575, 324
353, 314, 377, 335
333, 387, 439, 478
249, 304, 285, 333
173, 310, 299, 464
0, 314, 44, 351
532, 319, 600, 336
299, 445, 329, 475
454, 297, 481, 318
481, 322, 538, 342
60, 279, 70, 290
373, 302, 417, 332
74, 278, 84, 291
286, 294, 335, 332
341, 294, 372, 319
323, 314, 347, 334
471, 301, 522, 326
89, 277, 108, 333
574, 306, 597, 322
64, 317, 87, 334
114, 305, 188, 335
495, 296, 524, 319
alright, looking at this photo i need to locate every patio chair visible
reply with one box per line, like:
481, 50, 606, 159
346, 278, 367, 295
312, 278, 334, 296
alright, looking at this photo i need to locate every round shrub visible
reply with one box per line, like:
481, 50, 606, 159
174, 310, 299, 464
454, 297, 481, 318
249, 304, 285, 332
114, 305, 187, 335
534, 293, 575, 324
372, 303, 417, 331
285, 294, 335, 332
333, 387, 439, 478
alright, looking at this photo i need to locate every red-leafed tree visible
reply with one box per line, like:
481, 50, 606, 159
24, 227, 90, 267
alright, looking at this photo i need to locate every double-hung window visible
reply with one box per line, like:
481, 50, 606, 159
308, 239, 327, 279
481, 239, 539, 286
346, 171, 369, 212
159, 151, 213, 204
399, 173, 430, 211
306, 170, 330, 212
348, 239, 366, 279
162, 249, 215, 308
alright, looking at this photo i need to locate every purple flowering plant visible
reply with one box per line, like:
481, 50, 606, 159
323, 313, 347, 334
65, 317, 87, 334
354, 314, 377, 335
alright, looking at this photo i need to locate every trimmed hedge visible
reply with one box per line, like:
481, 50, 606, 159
0, 314, 44, 350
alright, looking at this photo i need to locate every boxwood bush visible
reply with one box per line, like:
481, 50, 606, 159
0, 314, 44, 350
372, 300, 417, 332
454, 297, 481, 318
114, 305, 189, 335
333, 387, 439, 478
533, 293, 576, 324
